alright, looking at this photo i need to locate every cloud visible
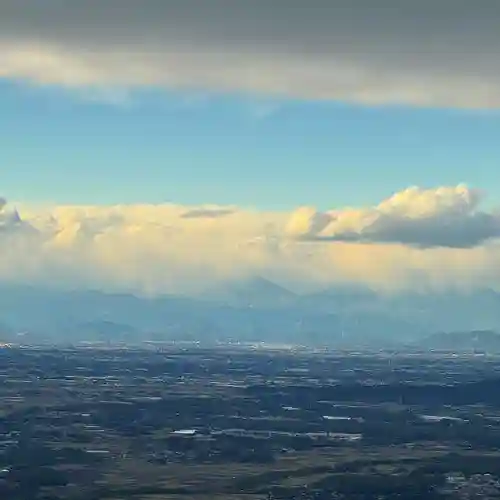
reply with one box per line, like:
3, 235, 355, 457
287, 185, 500, 248
180, 207, 236, 219
1, 1, 500, 108
2, 186, 500, 295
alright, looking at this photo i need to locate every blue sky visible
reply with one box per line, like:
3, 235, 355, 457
2, 0, 500, 212
2, 81, 499, 210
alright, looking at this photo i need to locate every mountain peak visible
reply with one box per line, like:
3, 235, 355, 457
201, 276, 296, 307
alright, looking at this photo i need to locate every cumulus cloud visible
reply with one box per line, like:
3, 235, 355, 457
1, 0, 500, 108
2, 186, 500, 294
287, 185, 500, 248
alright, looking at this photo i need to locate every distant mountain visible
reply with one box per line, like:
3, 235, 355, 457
297, 286, 382, 314
202, 276, 297, 308
68, 320, 140, 343
415, 330, 500, 352
384, 289, 500, 333
0, 282, 421, 347
0, 281, 500, 347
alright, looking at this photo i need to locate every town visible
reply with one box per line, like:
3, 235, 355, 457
1, 345, 500, 499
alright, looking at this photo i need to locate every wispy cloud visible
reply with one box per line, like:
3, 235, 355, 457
1, 1, 500, 108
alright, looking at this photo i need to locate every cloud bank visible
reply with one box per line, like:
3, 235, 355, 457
2, 185, 500, 295
1, 0, 500, 108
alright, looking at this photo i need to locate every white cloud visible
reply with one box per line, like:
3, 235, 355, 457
1, 1, 500, 108
2, 185, 500, 294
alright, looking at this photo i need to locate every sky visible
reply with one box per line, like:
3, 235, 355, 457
1, 0, 500, 295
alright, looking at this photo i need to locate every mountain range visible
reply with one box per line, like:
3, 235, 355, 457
0, 278, 499, 348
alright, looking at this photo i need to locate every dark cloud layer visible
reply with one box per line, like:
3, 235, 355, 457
303, 212, 500, 249
1, 0, 500, 107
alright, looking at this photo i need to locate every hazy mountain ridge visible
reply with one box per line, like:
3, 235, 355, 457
199, 276, 298, 309
0, 280, 498, 347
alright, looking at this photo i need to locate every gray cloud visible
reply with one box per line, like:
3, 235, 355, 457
305, 212, 500, 249
287, 185, 500, 249
181, 207, 236, 219
1, 1, 500, 107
